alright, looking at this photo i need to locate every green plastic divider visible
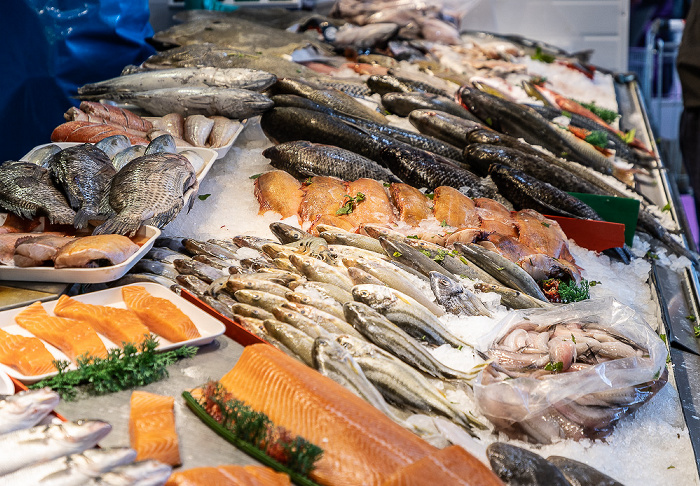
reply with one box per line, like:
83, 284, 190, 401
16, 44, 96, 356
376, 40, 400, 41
568, 192, 640, 247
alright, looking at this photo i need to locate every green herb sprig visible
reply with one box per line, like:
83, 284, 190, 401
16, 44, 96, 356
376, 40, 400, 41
30, 335, 196, 401
336, 192, 365, 216
531, 47, 555, 64
584, 130, 609, 149
558, 279, 590, 303
575, 100, 620, 124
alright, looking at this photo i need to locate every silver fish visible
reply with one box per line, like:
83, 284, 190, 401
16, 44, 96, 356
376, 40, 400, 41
263, 319, 315, 366
289, 253, 354, 292
115, 273, 176, 288
145, 134, 177, 155
285, 290, 345, 320
175, 274, 210, 297
272, 307, 331, 339
94, 153, 198, 236
287, 281, 353, 304
83, 460, 172, 486
95, 136, 131, 159
112, 146, 146, 171
0, 420, 112, 476
0, 388, 59, 435
347, 266, 386, 286
25, 144, 62, 167
234, 289, 288, 313
173, 258, 226, 283
477, 282, 552, 309
226, 277, 289, 297
231, 303, 274, 321
2, 447, 136, 486
145, 246, 190, 264
131, 259, 178, 280
183, 239, 239, 260
429, 271, 492, 317
319, 229, 386, 254
232, 235, 277, 252
282, 301, 363, 339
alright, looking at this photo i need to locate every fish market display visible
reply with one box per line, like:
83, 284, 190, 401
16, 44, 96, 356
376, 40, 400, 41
0, 329, 57, 375
122, 285, 201, 342
165, 465, 290, 485
129, 391, 181, 466
0, 388, 59, 435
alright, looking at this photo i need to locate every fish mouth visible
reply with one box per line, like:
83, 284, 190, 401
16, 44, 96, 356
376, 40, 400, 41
67, 420, 112, 443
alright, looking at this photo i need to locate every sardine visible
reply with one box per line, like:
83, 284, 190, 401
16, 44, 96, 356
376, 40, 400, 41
24, 144, 62, 168
487, 443, 570, 486
145, 134, 177, 155
429, 271, 491, 317
382, 92, 475, 119
95, 136, 131, 160
408, 109, 485, 148
263, 319, 315, 366
0, 420, 112, 476
83, 460, 172, 486
112, 145, 147, 171
0, 388, 59, 435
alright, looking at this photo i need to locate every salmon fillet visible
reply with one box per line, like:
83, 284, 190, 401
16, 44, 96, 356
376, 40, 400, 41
14, 302, 108, 363
299, 176, 348, 224
165, 465, 290, 486
0, 328, 56, 376
432, 186, 479, 228
254, 171, 304, 219
381, 446, 504, 486
53, 295, 150, 347
389, 184, 432, 226
343, 178, 395, 228
218, 344, 436, 486
53, 235, 140, 269
129, 391, 181, 466
122, 286, 200, 342
513, 209, 575, 263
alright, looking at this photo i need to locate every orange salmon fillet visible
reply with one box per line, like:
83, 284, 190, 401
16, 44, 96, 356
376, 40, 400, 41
218, 344, 436, 486
14, 302, 108, 363
0, 328, 56, 376
255, 171, 304, 219
122, 286, 200, 342
129, 391, 181, 466
389, 184, 432, 226
381, 446, 504, 486
166, 465, 290, 486
432, 186, 479, 228
53, 295, 150, 347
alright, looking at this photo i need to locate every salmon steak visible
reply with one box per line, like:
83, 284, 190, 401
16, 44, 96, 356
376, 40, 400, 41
53, 295, 151, 347
165, 465, 290, 485
217, 344, 436, 486
122, 285, 200, 342
14, 302, 108, 363
0, 328, 56, 376
129, 390, 181, 466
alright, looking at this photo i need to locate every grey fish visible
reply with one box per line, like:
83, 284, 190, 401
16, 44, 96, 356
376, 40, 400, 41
112, 145, 147, 171
263, 141, 400, 183
232, 303, 275, 321
348, 266, 386, 286
226, 276, 289, 297
344, 302, 478, 380
0, 161, 76, 224
454, 242, 548, 301
409, 109, 486, 148
474, 282, 551, 309
175, 274, 210, 297
285, 290, 345, 320
234, 289, 288, 313
2, 448, 136, 486
429, 271, 491, 317
193, 254, 236, 271
272, 307, 331, 339
269, 221, 313, 244
379, 237, 458, 281
231, 315, 268, 339
95, 135, 131, 159
382, 91, 473, 119
263, 319, 315, 366
146, 246, 190, 263
318, 227, 385, 254
84, 460, 172, 486
207, 238, 239, 253
123, 87, 273, 119
145, 134, 177, 155
24, 144, 62, 168
115, 273, 176, 287
487, 443, 570, 486
174, 258, 226, 283
332, 22, 399, 50
232, 235, 278, 252
0, 420, 112, 476
287, 281, 354, 304
202, 295, 236, 320
78, 67, 277, 98
131, 259, 178, 279
0, 388, 59, 435
351, 284, 468, 348
289, 253, 354, 292
547, 456, 624, 486
367, 74, 414, 95
184, 238, 238, 260
93, 153, 198, 236
282, 301, 363, 339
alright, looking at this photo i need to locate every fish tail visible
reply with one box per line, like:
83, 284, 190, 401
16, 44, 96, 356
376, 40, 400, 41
92, 215, 141, 236
73, 208, 97, 229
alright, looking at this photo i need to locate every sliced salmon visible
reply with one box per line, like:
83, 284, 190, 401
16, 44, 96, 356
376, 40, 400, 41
122, 286, 200, 342
381, 445, 504, 486
218, 344, 436, 486
14, 302, 108, 363
129, 390, 181, 466
254, 170, 304, 219
299, 176, 348, 224
53, 295, 150, 347
389, 183, 432, 226
342, 178, 396, 228
432, 186, 479, 228
166, 465, 290, 486
0, 328, 56, 376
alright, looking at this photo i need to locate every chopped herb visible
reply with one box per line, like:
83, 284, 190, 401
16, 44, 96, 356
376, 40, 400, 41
571, 334, 576, 344
383, 182, 391, 187
459, 256, 470, 266
249, 173, 262, 180
660, 334, 667, 344
296, 69, 302, 73
541, 222, 550, 228
576, 100, 620, 124
653, 369, 661, 380
425, 193, 435, 200
585, 130, 609, 149
687, 314, 697, 322
646, 251, 660, 260
336, 192, 366, 216
620, 128, 637, 144
392, 251, 402, 258
441, 220, 448, 227
662, 203, 671, 212
419, 249, 432, 258
561, 110, 572, 118
544, 361, 563, 372
485, 117, 493, 127
530, 75, 547, 85
305, 177, 313, 185
590, 280, 602, 286
694, 325, 700, 338
458, 345, 463, 351
407, 235, 420, 239
531, 46, 556, 64
668, 466, 676, 469
558, 279, 590, 303
433, 249, 448, 262
198, 194, 211, 201
561, 151, 568, 157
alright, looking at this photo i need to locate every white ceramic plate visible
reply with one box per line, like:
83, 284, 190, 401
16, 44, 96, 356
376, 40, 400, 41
0, 226, 160, 284
0, 282, 226, 384
0, 370, 14, 395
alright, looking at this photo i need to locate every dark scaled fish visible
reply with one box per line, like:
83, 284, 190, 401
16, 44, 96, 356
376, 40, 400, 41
263, 141, 400, 182
48, 144, 116, 228
382, 92, 477, 120
489, 164, 601, 221
409, 110, 486, 148
316, 80, 372, 98
547, 456, 624, 486
487, 443, 571, 486
0, 161, 76, 224
367, 74, 414, 95
429, 271, 491, 317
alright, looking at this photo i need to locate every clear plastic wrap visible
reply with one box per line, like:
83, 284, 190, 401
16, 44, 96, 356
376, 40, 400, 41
473, 298, 668, 444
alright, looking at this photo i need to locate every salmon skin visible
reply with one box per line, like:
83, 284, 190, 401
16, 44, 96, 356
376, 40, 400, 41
122, 285, 200, 342
129, 391, 181, 466
254, 170, 304, 218
14, 301, 108, 363
165, 465, 291, 485
218, 344, 437, 486
0, 328, 56, 376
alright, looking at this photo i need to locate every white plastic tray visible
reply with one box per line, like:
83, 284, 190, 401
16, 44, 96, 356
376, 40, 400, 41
21, 142, 218, 183
145, 117, 246, 161
0, 371, 14, 395
0, 282, 226, 384
0, 226, 160, 284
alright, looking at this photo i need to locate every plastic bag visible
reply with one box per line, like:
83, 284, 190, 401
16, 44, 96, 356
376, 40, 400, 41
473, 298, 668, 444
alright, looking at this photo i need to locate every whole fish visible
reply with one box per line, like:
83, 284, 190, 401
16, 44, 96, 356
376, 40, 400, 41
115, 273, 176, 287
175, 274, 210, 297
234, 289, 288, 313
0, 388, 59, 435
183, 239, 238, 260
382, 92, 475, 119
336, 334, 484, 434
145, 134, 177, 155
49, 144, 116, 228
287, 281, 354, 304
282, 301, 363, 339
286, 290, 345, 320
232, 235, 278, 252
454, 242, 548, 301
131, 259, 178, 280
272, 307, 331, 339
387, 72, 453, 98
317, 80, 373, 98
2, 448, 136, 486
351, 284, 469, 348
320, 229, 386, 254
83, 460, 172, 486
367, 74, 414, 95
78, 67, 277, 98
348, 266, 386, 286
327, 244, 391, 263
487, 443, 570, 486
24, 144, 62, 168
174, 258, 226, 283
408, 109, 486, 148
0, 420, 112, 476
263, 319, 315, 366
547, 456, 624, 486
332, 22, 399, 50
379, 237, 458, 281
263, 141, 400, 183
268, 222, 314, 244
93, 153, 198, 236
146, 246, 190, 264
207, 238, 239, 254
193, 254, 236, 272
429, 271, 491, 317
226, 276, 289, 297
123, 87, 273, 119
231, 303, 275, 321
202, 296, 236, 320
344, 302, 478, 380
474, 282, 551, 309
289, 253, 355, 292
95, 136, 131, 160
112, 146, 147, 171
0, 162, 75, 224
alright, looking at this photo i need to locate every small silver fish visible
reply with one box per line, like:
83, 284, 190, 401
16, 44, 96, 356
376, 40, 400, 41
83, 460, 172, 486
0, 388, 59, 435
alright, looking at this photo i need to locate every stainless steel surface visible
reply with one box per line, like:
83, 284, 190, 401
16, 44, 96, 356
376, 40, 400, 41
55, 336, 260, 470
0, 282, 67, 311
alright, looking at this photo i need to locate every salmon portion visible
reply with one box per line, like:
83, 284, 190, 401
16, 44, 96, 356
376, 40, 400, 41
482, 233, 537, 262
513, 209, 575, 263
0, 328, 56, 376
53, 235, 139, 269
432, 186, 479, 228
299, 176, 348, 224
343, 178, 395, 228
218, 344, 436, 486
122, 286, 200, 342
311, 215, 356, 233
130, 391, 181, 466
14, 302, 108, 363
53, 295, 150, 347
475, 198, 517, 238
166, 465, 290, 486
389, 184, 433, 226
254, 171, 304, 219
381, 446, 504, 486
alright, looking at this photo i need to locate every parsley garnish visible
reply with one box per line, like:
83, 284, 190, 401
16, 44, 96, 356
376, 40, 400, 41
585, 130, 609, 149
336, 192, 366, 215
393, 251, 402, 258
576, 100, 620, 124
662, 203, 671, 212
541, 222, 550, 228
531, 46, 555, 63
249, 173, 262, 179
198, 194, 211, 201
558, 279, 590, 303
544, 361, 563, 372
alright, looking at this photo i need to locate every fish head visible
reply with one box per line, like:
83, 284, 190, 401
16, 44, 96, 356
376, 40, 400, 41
429, 271, 461, 298
56, 419, 112, 444
79, 447, 138, 474
269, 221, 310, 244
335, 334, 374, 358
351, 284, 396, 311
3, 388, 59, 417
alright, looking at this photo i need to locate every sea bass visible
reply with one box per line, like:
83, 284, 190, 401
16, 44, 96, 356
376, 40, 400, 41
0, 388, 59, 435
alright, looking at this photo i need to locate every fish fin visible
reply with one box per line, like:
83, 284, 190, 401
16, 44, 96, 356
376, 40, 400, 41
93, 215, 141, 236
73, 208, 97, 229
